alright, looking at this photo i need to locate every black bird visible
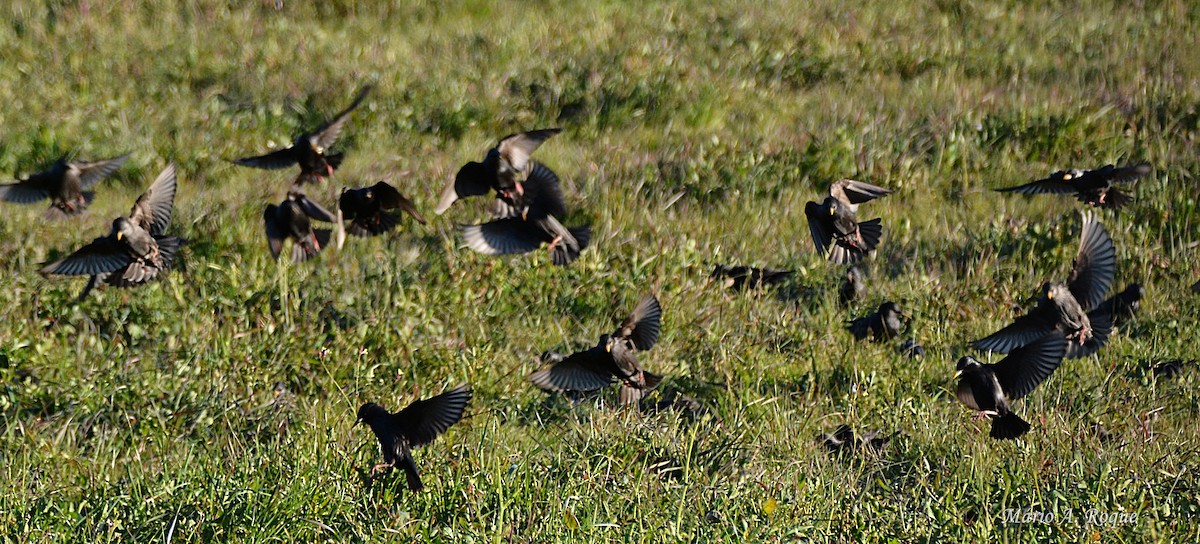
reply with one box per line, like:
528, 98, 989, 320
898, 339, 925, 359
846, 301, 906, 341
818, 425, 889, 455
839, 266, 866, 305
232, 85, 372, 184
974, 212, 1116, 359
356, 385, 472, 491
805, 179, 892, 265
710, 265, 793, 290
41, 163, 182, 298
458, 163, 590, 266
264, 191, 338, 262
994, 163, 1151, 209
956, 333, 1067, 439
530, 294, 663, 405
1099, 283, 1143, 329
0, 154, 129, 217
435, 128, 562, 214
337, 181, 426, 237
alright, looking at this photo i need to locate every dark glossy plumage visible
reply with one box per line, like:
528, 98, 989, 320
994, 163, 1151, 209
974, 212, 1116, 359
458, 163, 589, 266
0, 154, 128, 217
955, 333, 1067, 440
898, 339, 925, 359
436, 128, 562, 214
530, 294, 664, 405
232, 86, 372, 183
338, 181, 426, 237
264, 191, 337, 262
710, 265, 793, 290
805, 179, 891, 265
41, 163, 181, 299
846, 301, 905, 341
356, 385, 472, 491
1099, 283, 1143, 329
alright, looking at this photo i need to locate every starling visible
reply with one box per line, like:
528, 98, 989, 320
458, 163, 590, 266
818, 425, 889, 455
337, 181, 426, 237
264, 191, 338, 262
898, 339, 925, 359
1099, 283, 1143, 328
232, 85, 372, 184
973, 212, 1116, 359
530, 294, 664, 405
846, 301, 906, 341
1150, 359, 1193, 380
41, 163, 182, 298
994, 163, 1151, 209
710, 265, 793, 290
804, 179, 892, 265
0, 154, 129, 217
955, 333, 1068, 440
839, 266, 866, 305
356, 385, 472, 491
435, 128, 562, 214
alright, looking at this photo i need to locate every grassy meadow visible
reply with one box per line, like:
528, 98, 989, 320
2, 0, 1200, 541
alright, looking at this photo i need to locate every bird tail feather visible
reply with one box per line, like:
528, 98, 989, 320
990, 412, 1031, 440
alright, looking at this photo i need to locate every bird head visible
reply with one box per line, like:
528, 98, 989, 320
1126, 283, 1145, 301
355, 403, 389, 426
953, 356, 982, 379
111, 217, 136, 241
879, 301, 904, 319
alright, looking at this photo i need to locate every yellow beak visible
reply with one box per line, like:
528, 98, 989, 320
1047, 290, 1054, 300
605, 343, 611, 353
115, 231, 123, 241
953, 370, 962, 380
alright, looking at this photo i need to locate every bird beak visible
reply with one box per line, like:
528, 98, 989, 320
521, 209, 528, 221
828, 207, 835, 216
605, 343, 612, 353
354, 417, 362, 427
1047, 290, 1054, 300
953, 370, 962, 380
115, 231, 123, 241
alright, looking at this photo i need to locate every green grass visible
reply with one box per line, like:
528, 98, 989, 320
1, 0, 1199, 541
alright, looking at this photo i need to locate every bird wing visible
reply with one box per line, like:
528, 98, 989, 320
40, 236, 133, 276
0, 172, 54, 203
436, 161, 493, 214
231, 147, 299, 170
75, 154, 130, 190
459, 218, 545, 256
293, 194, 338, 223
522, 162, 568, 218
497, 128, 562, 173
392, 384, 472, 448
972, 307, 1057, 354
311, 85, 372, 150
1067, 212, 1116, 311
804, 201, 834, 256
989, 333, 1067, 400
993, 175, 1076, 195
371, 181, 427, 225
618, 293, 662, 351
128, 163, 178, 235
829, 179, 892, 207
263, 205, 286, 259
1090, 163, 1152, 185
529, 347, 616, 393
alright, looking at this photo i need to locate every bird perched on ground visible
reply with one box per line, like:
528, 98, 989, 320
41, 163, 181, 299
264, 191, 338, 262
818, 425, 889, 455
232, 85, 372, 185
805, 179, 892, 265
955, 333, 1067, 439
898, 339, 925, 359
457, 162, 590, 266
530, 294, 663, 405
356, 385, 472, 491
847, 301, 906, 341
337, 181, 426, 237
710, 265, 793, 290
994, 163, 1151, 209
974, 212, 1116, 359
1099, 283, 1143, 329
0, 154, 129, 217
839, 267, 866, 305
435, 128, 562, 214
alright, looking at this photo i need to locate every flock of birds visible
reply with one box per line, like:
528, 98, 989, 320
0, 85, 1183, 491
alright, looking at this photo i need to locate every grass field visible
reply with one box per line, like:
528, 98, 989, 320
1, 0, 1199, 541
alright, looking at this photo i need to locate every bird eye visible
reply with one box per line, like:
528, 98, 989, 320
1062, 173, 1073, 180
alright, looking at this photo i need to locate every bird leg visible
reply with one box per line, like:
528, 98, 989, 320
369, 463, 394, 477
546, 235, 563, 253
972, 410, 998, 421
